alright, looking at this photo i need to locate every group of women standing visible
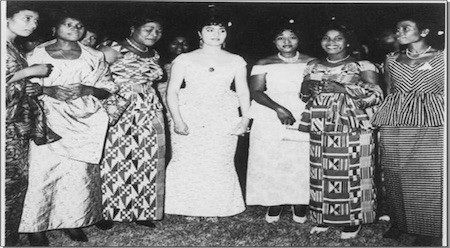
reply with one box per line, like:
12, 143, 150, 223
5, 2, 444, 247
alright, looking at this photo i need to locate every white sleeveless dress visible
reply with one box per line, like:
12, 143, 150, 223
164, 52, 246, 217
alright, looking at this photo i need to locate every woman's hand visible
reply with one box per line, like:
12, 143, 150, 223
26, 64, 53, 78
67, 85, 94, 100
25, 82, 43, 97
174, 120, 189, 135
320, 80, 347, 94
275, 106, 296, 125
42, 86, 75, 101
231, 118, 250, 136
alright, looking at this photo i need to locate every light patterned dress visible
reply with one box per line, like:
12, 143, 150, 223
100, 41, 166, 221
19, 41, 117, 232
298, 60, 383, 226
165, 52, 246, 217
246, 62, 311, 206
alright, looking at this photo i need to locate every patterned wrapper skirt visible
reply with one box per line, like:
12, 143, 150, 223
101, 106, 166, 222
379, 126, 443, 237
5, 125, 29, 245
309, 130, 377, 226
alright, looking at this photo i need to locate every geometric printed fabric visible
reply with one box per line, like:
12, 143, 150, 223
101, 102, 166, 222
309, 131, 376, 226
100, 41, 165, 222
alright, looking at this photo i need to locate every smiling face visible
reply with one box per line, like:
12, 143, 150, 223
274, 29, 299, 53
131, 21, 163, 47
169, 36, 190, 55
55, 17, 85, 42
321, 29, 347, 56
395, 20, 427, 45
7, 10, 39, 38
199, 25, 227, 47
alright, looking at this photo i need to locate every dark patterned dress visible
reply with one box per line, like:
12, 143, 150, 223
100, 42, 166, 221
298, 60, 383, 226
371, 51, 444, 237
5, 41, 59, 244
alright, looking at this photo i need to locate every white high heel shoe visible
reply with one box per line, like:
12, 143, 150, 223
291, 206, 307, 223
265, 206, 282, 223
340, 225, 362, 239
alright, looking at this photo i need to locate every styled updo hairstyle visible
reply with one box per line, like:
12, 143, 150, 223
196, 14, 228, 33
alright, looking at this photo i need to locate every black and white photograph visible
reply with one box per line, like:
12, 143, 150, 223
1, 0, 447, 246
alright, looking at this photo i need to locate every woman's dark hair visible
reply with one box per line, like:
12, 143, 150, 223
270, 24, 302, 41
50, 9, 85, 28
128, 11, 164, 29
196, 14, 228, 32
7, 1, 39, 18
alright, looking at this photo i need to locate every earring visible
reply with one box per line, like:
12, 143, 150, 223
420, 33, 427, 37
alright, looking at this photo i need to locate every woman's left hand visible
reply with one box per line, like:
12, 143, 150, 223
321, 80, 347, 94
25, 82, 43, 97
231, 118, 250, 136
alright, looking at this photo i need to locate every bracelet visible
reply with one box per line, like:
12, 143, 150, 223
299, 92, 311, 99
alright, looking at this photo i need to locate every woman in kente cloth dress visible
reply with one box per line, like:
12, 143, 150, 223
298, 24, 383, 239
371, 18, 444, 246
18, 13, 118, 246
5, 3, 58, 246
96, 15, 166, 229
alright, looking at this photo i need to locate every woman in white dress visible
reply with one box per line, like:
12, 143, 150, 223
246, 26, 314, 223
18, 13, 117, 246
165, 16, 250, 221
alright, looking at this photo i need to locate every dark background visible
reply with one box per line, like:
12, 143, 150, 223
14, 1, 446, 64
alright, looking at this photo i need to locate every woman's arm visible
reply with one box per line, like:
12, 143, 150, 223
167, 59, 189, 135
98, 45, 120, 64
7, 64, 53, 84
231, 66, 251, 135
383, 58, 392, 96
250, 69, 295, 125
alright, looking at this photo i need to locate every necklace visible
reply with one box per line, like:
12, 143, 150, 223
406, 46, 431, 60
278, 51, 300, 63
126, 38, 148, 53
326, 55, 350, 64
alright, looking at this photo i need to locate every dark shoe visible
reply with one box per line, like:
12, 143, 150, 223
412, 235, 442, 247
28, 232, 49, 246
63, 228, 88, 242
383, 226, 402, 239
95, 220, 114, 230
135, 220, 156, 228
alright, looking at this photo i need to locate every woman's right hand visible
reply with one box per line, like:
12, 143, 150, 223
275, 106, 296, 125
26, 64, 53, 78
174, 120, 189, 135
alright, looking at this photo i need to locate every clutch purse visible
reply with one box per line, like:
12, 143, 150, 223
101, 93, 131, 126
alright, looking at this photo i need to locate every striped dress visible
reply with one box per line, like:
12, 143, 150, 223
371, 51, 444, 237
298, 60, 383, 226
